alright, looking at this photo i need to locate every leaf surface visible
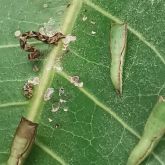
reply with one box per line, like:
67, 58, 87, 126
0, 0, 165, 165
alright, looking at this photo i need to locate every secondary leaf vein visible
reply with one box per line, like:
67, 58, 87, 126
35, 139, 68, 165
0, 101, 28, 109
70, 48, 109, 68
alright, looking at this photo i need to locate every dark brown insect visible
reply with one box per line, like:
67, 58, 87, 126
19, 31, 65, 60
66, 3, 71, 8
23, 82, 34, 99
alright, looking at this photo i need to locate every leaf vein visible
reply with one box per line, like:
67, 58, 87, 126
35, 139, 68, 165
0, 79, 26, 83
7, 17, 42, 26
0, 101, 28, 109
0, 41, 41, 49
70, 49, 109, 68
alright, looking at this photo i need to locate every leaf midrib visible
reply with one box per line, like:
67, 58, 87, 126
26, 0, 83, 122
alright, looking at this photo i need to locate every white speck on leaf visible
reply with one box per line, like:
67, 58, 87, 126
53, 58, 63, 72
69, 76, 79, 83
63, 107, 68, 112
59, 87, 65, 96
69, 76, 84, 88
150, 0, 154, 5
39, 27, 45, 35
90, 21, 96, 25
91, 31, 96, 35
62, 35, 76, 45
51, 102, 60, 112
43, 3, 48, 8
28, 77, 40, 86
77, 82, 83, 88
39, 18, 59, 37
48, 118, 53, 122
46, 65, 52, 71
62, 35, 76, 50
44, 88, 54, 101
14, 30, 21, 37
59, 99, 67, 103
82, 15, 87, 21
46, 58, 63, 72
33, 65, 39, 72
53, 65, 63, 72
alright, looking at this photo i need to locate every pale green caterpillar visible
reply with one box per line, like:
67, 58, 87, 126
127, 97, 165, 165
110, 23, 127, 95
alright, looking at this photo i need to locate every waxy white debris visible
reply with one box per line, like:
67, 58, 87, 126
28, 77, 40, 86
53, 65, 63, 72
39, 27, 45, 35
44, 88, 54, 101
59, 87, 65, 96
14, 30, 21, 37
62, 35, 76, 50
59, 99, 67, 103
39, 18, 58, 37
63, 107, 68, 112
51, 102, 60, 112
53, 58, 63, 72
77, 82, 83, 88
33, 65, 39, 72
91, 31, 96, 35
69, 76, 79, 83
46, 65, 53, 71
90, 21, 96, 25
62, 35, 76, 45
43, 3, 48, 8
48, 118, 53, 122
82, 15, 87, 21
46, 58, 63, 72
69, 76, 84, 88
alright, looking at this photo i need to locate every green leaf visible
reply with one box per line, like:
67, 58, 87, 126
0, 0, 165, 165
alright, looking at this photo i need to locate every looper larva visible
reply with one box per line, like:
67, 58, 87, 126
127, 97, 165, 165
110, 23, 127, 95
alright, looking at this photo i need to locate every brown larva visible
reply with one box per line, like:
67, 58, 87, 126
19, 31, 65, 60
23, 82, 34, 99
